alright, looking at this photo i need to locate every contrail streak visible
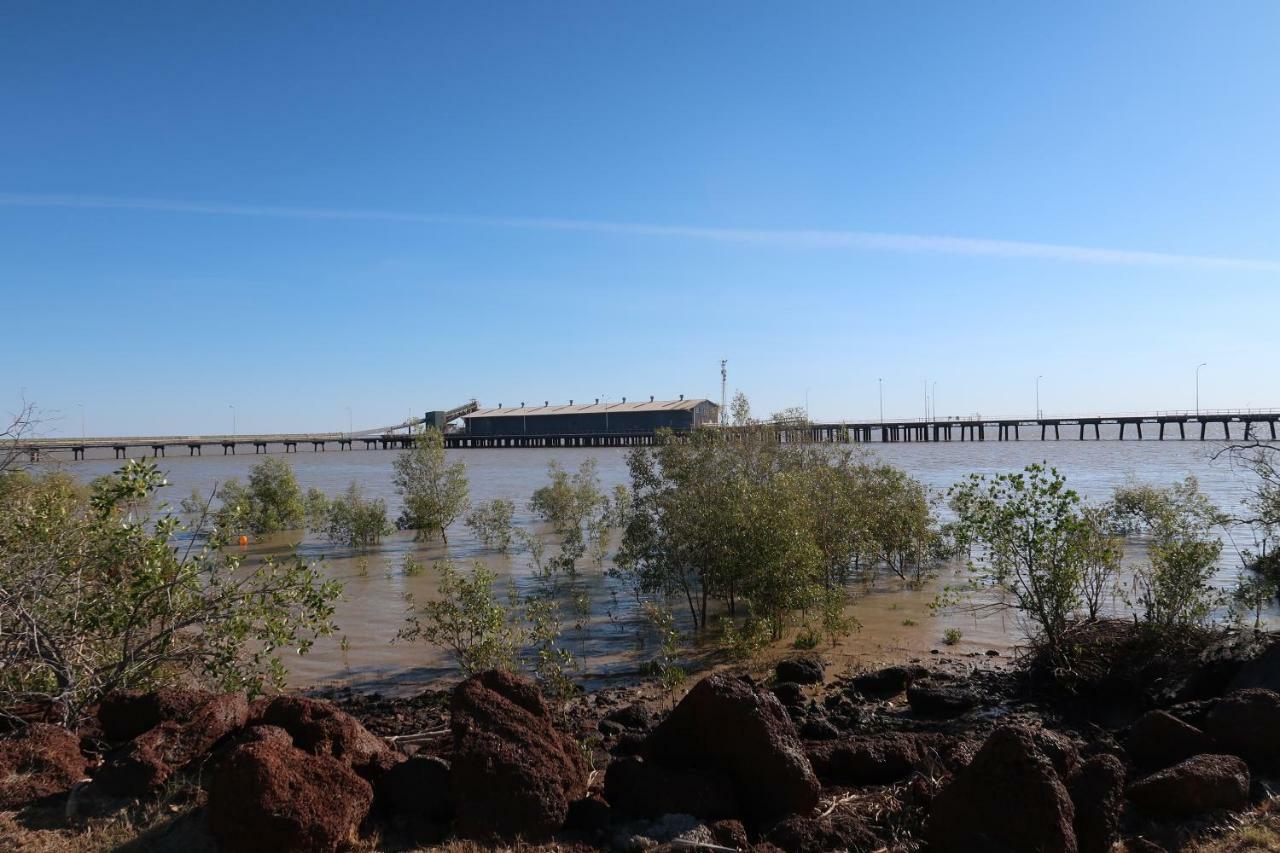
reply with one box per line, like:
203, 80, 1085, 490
2, 192, 1276, 272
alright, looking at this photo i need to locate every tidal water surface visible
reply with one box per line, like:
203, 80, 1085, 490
55, 434, 1275, 691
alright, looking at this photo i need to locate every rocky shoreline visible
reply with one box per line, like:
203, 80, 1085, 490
2, 624, 1279, 852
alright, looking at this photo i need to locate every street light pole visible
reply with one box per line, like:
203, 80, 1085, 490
1036, 375, 1043, 418
932, 381, 938, 421
1196, 363, 1207, 415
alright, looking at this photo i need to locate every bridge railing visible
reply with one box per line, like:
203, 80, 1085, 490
810, 407, 1280, 426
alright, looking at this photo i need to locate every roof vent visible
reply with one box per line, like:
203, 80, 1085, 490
544, 401, 549, 407
498, 403, 502, 408
521, 402, 525, 407
650, 395, 654, 402
569, 399, 573, 405
622, 397, 626, 403
595, 398, 599, 404
680, 394, 685, 400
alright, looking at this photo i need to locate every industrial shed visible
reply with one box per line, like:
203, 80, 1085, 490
462, 398, 720, 437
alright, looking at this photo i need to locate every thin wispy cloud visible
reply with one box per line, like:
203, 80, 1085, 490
2, 191, 1277, 272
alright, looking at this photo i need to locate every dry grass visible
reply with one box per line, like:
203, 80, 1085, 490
1186, 799, 1280, 852
0, 779, 212, 853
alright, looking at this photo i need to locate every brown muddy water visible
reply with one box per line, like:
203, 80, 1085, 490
51, 436, 1276, 691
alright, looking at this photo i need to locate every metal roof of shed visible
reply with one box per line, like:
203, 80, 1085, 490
465, 399, 714, 419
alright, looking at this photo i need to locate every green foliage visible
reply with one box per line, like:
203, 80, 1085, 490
393, 428, 470, 542
305, 481, 390, 549
465, 498, 516, 552
942, 627, 963, 646
853, 461, 938, 585
615, 429, 921, 653
523, 595, 579, 701
792, 627, 821, 650
398, 560, 519, 675
1076, 504, 1125, 620
641, 603, 685, 705
0, 461, 339, 722
720, 614, 773, 660
948, 464, 1089, 649
1233, 570, 1280, 630
1114, 477, 1225, 631
729, 390, 752, 427
214, 456, 306, 537
769, 406, 810, 428
529, 459, 605, 534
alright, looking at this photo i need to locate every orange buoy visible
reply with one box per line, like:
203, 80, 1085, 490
238, 535, 249, 547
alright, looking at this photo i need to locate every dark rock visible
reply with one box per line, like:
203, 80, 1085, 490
449, 669, 588, 839
806, 733, 940, 786
643, 673, 820, 822
1126, 754, 1250, 817
1032, 728, 1082, 778
799, 717, 839, 740
907, 679, 978, 718
251, 694, 394, 780
1125, 710, 1215, 770
612, 731, 647, 756
1205, 688, 1280, 769
598, 719, 627, 737
775, 656, 824, 685
97, 687, 213, 742
95, 693, 249, 797
207, 739, 373, 853
95, 722, 182, 797
603, 701, 653, 730
0, 723, 87, 809
182, 692, 250, 754
771, 681, 805, 707
1068, 754, 1126, 853
376, 754, 452, 822
565, 795, 612, 834
851, 665, 912, 698
64, 779, 131, 823
375, 754, 452, 843
1226, 638, 1280, 693
708, 819, 750, 850
926, 726, 1077, 853
603, 755, 737, 819
765, 813, 879, 853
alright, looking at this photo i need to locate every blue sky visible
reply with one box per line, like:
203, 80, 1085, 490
3, 2, 1278, 436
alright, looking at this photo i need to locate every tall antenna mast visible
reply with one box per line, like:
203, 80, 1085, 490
720, 359, 728, 425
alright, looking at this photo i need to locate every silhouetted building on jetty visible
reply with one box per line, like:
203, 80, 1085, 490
462, 397, 720, 437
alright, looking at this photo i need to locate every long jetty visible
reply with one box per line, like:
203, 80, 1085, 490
11, 408, 1279, 460
805, 408, 1280, 444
